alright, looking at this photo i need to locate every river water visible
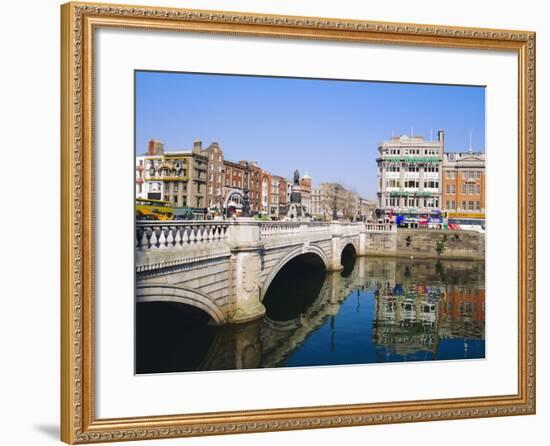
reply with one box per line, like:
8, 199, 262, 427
136, 256, 485, 374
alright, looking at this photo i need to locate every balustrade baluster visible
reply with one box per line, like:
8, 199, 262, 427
166, 226, 175, 246
196, 226, 203, 243
149, 227, 159, 248
182, 227, 190, 244
158, 227, 167, 248
140, 228, 150, 249
174, 227, 182, 247
136, 227, 142, 249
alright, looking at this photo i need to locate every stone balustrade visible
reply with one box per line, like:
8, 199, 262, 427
136, 220, 395, 252
365, 222, 396, 232
259, 221, 305, 239
136, 221, 230, 250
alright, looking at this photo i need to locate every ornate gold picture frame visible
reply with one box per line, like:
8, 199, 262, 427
61, 2, 536, 443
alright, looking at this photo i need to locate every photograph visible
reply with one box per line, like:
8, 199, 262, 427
134, 71, 486, 374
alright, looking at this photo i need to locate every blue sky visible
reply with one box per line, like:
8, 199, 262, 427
135, 71, 485, 199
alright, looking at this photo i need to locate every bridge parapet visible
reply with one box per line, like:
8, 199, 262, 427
136, 220, 231, 251
259, 221, 308, 240
365, 222, 397, 233
136, 220, 395, 252
136, 220, 394, 257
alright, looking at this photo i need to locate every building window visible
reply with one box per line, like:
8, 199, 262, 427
446, 184, 450, 194
386, 164, 400, 173
424, 180, 438, 189
451, 184, 456, 194
476, 201, 481, 210
462, 200, 466, 209
468, 183, 475, 194
462, 184, 467, 194
468, 201, 474, 210
476, 184, 481, 194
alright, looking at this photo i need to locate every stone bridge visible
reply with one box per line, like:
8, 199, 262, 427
136, 220, 396, 324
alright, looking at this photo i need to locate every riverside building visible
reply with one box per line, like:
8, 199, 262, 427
135, 139, 208, 209
442, 151, 486, 223
376, 132, 445, 224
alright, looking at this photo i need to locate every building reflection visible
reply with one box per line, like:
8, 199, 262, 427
373, 283, 441, 358
373, 271, 485, 360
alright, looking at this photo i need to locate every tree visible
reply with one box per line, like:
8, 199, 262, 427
341, 188, 359, 221
319, 182, 359, 221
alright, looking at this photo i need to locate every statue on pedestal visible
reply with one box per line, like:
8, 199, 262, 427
241, 187, 251, 217
293, 169, 300, 185
287, 168, 306, 220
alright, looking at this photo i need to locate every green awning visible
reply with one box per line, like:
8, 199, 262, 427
384, 157, 440, 163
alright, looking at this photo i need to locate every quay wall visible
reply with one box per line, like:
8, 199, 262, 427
366, 228, 485, 260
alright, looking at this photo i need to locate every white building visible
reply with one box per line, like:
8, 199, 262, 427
377, 131, 444, 217
135, 155, 164, 200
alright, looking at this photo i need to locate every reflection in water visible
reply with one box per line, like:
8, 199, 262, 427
136, 256, 485, 373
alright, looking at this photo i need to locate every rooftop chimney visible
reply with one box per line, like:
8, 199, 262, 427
438, 129, 445, 144
193, 139, 202, 154
147, 139, 164, 156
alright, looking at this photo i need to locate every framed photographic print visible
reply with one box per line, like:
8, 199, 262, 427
60, 1, 536, 443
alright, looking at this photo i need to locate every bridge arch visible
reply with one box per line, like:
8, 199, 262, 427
261, 244, 329, 300
340, 241, 358, 259
136, 284, 226, 325
340, 241, 358, 277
